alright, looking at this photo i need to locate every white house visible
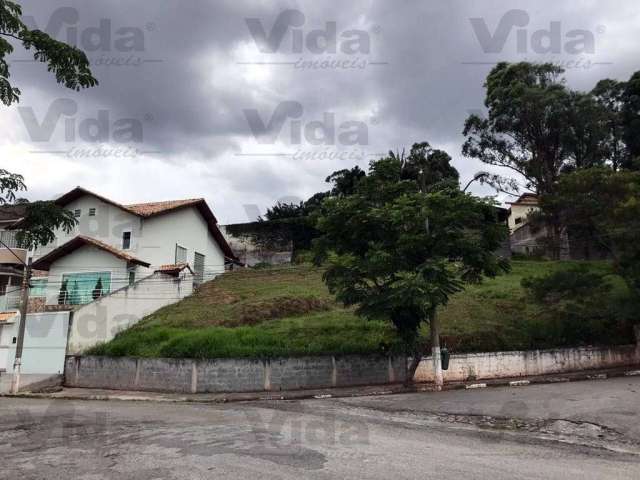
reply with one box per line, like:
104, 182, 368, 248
30, 186, 237, 307
0, 187, 237, 376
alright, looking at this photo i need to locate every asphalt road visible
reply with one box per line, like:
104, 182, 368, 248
1, 377, 639, 479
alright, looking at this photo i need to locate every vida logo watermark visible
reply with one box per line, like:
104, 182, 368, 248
241, 9, 387, 70
240, 100, 382, 162
466, 9, 609, 70
18, 98, 160, 158
19, 6, 160, 67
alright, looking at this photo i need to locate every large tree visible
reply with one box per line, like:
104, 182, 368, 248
592, 78, 629, 171
313, 153, 509, 387
462, 62, 614, 258
622, 71, 640, 167
0, 1, 97, 249
542, 168, 640, 297
462, 62, 573, 197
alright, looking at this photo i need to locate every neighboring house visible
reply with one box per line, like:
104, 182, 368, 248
506, 193, 545, 256
507, 193, 540, 234
507, 193, 592, 259
30, 186, 237, 306
0, 205, 28, 312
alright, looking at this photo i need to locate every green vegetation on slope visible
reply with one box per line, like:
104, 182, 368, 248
88, 261, 636, 359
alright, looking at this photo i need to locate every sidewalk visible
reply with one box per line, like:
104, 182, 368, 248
4, 365, 639, 403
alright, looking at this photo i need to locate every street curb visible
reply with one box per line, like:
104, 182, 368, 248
4, 366, 639, 404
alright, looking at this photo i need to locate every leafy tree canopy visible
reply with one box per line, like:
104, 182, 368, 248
0, 0, 98, 105
313, 154, 509, 348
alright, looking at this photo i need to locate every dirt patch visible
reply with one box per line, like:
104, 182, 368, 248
228, 296, 332, 326
195, 282, 240, 305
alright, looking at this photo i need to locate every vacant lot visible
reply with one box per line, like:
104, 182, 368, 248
89, 260, 635, 359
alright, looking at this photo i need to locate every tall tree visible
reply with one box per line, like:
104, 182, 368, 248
462, 62, 584, 258
592, 78, 629, 171
0, 0, 96, 248
398, 142, 459, 191
313, 154, 509, 386
542, 168, 640, 297
462, 62, 572, 196
561, 91, 609, 172
325, 166, 366, 197
622, 71, 640, 168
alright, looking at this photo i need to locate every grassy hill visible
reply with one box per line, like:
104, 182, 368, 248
88, 260, 636, 359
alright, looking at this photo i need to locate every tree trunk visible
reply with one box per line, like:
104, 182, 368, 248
404, 309, 442, 389
430, 309, 443, 390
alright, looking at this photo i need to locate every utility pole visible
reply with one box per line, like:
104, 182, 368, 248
419, 168, 444, 391
10, 260, 31, 394
0, 235, 32, 395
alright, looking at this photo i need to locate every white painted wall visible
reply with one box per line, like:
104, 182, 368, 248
139, 207, 225, 280
34, 195, 142, 258
68, 271, 194, 354
0, 319, 16, 371
44, 245, 133, 306
0, 312, 69, 374
414, 345, 640, 383
508, 203, 540, 233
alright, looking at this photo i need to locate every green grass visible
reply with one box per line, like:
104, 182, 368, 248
88, 261, 636, 359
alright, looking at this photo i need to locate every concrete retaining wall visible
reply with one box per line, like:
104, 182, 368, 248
68, 271, 193, 355
64, 355, 406, 393
415, 344, 640, 383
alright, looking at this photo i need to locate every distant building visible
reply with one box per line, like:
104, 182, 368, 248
507, 193, 540, 234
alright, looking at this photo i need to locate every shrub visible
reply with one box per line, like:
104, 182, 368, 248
521, 265, 632, 346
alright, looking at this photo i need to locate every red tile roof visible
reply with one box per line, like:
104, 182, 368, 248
155, 263, 194, 276
47, 187, 237, 261
507, 193, 539, 206
125, 199, 203, 217
32, 235, 151, 271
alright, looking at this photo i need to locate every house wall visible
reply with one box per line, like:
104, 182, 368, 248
67, 271, 194, 354
34, 195, 142, 259
140, 208, 226, 280
33, 193, 226, 280
508, 203, 540, 233
44, 245, 132, 306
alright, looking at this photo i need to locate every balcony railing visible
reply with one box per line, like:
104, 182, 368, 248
0, 292, 20, 311
0, 230, 22, 249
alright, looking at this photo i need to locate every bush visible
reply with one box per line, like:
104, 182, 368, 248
521, 265, 633, 347
521, 264, 611, 303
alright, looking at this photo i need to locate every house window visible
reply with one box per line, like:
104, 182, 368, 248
122, 231, 131, 250
59, 272, 111, 305
74, 209, 81, 218
88, 208, 96, 216
175, 244, 187, 264
193, 252, 205, 285
29, 278, 48, 298
128, 270, 135, 286
515, 217, 523, 225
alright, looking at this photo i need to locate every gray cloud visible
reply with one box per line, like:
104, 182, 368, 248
2, 0, 639, 222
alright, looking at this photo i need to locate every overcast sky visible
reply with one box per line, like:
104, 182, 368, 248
2, 0, 639, 223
